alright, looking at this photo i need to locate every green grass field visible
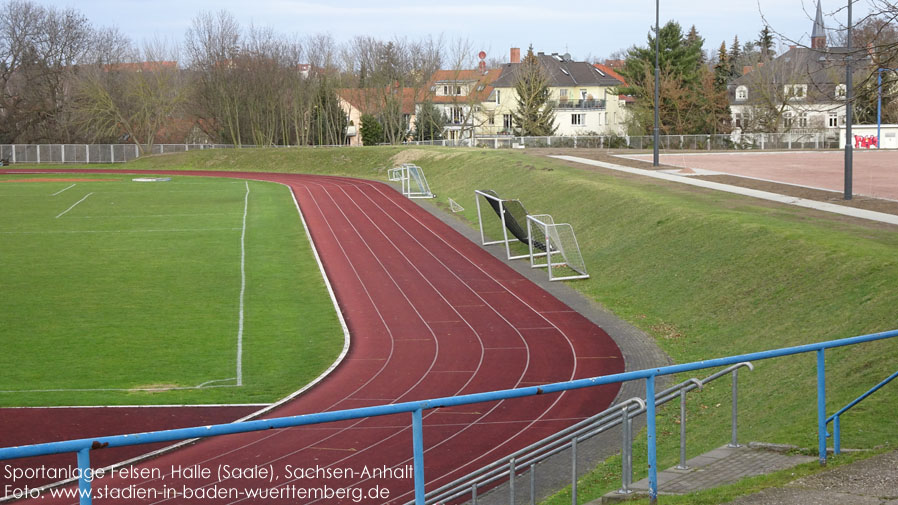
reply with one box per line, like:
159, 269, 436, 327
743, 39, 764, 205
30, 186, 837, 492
9, 146, 898, 502
0, 172, 344, 406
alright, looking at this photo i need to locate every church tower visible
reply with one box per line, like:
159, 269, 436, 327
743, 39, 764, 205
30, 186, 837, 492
811, 0, 827, 49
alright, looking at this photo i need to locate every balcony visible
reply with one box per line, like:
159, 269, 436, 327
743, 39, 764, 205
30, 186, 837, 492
550, 99, 605, 110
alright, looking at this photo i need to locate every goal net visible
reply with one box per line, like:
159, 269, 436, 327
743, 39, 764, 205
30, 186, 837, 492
475, 189, 545, 260
526, 214, 589, 281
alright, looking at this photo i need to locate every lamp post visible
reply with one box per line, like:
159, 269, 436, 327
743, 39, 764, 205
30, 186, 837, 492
844, 0, 853, 200
653, 0, 660, 166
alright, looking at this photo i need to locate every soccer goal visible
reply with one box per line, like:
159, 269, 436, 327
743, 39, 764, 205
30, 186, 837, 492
448, 198, 464, 213
526, 214, 589, 281
390, 163, 435, 199
475, 189, 545, 261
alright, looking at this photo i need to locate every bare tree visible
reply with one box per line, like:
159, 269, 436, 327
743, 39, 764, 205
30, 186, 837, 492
0, 0, 93, 143
73, 39, 186, 152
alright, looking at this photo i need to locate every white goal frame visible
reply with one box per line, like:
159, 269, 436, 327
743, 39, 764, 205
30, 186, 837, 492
526, 214, 589, 281
390, 163, 435, 199
475, 189, 532, 261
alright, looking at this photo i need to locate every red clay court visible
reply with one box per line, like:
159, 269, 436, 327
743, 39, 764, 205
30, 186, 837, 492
1, 170, 624, 505
625, 150, 898, 201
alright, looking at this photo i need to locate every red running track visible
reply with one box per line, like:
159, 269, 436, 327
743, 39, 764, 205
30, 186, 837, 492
5, 170, 623, 505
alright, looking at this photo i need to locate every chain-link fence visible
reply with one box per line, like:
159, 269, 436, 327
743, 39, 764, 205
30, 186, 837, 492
405, 132, 840, 150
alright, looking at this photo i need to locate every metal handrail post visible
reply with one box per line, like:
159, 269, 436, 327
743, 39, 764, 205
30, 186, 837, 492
412, 409, 426, 505
646, 375, 658, 503
530, 463, 536, 505
618, 403, 633, 494
509, 457, 516, 505
678, 388, 689, 468
817, 349, 827, 465
571, 437, 578, 505
833, 415, 841, 454
76, 448, 92, 505
729, 369, 741, 447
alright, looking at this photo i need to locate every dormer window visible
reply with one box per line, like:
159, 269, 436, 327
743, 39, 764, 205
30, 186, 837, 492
736, 85, 748, 101
784, 84, 807, 99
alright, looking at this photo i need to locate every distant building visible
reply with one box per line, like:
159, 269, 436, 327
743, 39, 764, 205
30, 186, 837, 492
482, 48, 629, 137
727, 0, 869, 138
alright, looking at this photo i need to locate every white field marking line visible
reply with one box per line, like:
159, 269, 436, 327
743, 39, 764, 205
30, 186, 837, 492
68, 213, 243, 219
0, 384, 240, 394
0, 228, 241, 234
329, 179, 585, 502
555, 155, 898, 226
51, 183, 75, 196
236, 181, 249, 386
264, 178, 546, 505
3, 177, 353, 500
54, 192, 93, 218
6, 403, 269, 409
137, 180, 416, 505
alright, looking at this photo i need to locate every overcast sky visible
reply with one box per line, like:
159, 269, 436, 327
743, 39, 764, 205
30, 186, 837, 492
61, 0, 868, 63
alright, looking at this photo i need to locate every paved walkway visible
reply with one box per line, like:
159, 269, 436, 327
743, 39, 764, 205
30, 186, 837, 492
549, 155, 898, 226
593, 444, 898, 504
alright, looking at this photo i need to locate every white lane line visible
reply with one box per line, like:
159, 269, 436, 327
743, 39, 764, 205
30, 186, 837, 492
236, 181, 249, 386
55, 192, 93, 218
51, 184, 76, 196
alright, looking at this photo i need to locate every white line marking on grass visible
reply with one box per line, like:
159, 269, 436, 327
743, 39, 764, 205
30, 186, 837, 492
0, 228, 241, 234
55, 192, 93, 218
236, 181, 249, 386
51, 184, 76, 196
68, 213, 243, 219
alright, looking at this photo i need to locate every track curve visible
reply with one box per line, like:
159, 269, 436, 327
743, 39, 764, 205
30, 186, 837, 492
7, 170, 624, 504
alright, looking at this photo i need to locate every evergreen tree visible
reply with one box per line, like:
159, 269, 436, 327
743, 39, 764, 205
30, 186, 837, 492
412, 101, 446, 141
713, 41, 730, 90
618, 21, 723, 135
758, 26, 774, 62
686, 25, 706, 65
359, 113, 384, 145
729, 36, 742, 78
511, 45, 557, 136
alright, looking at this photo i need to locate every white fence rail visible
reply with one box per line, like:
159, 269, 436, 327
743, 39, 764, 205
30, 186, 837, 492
406, 132, 841, 150
0, 144, 250, 164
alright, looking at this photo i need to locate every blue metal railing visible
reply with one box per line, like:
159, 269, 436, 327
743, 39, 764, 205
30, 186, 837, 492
1, 328, 897, 505
827, 368, 898, 454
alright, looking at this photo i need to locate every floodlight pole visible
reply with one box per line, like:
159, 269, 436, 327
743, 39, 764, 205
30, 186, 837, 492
653, 0, 660, 166
844, 0, 853, 200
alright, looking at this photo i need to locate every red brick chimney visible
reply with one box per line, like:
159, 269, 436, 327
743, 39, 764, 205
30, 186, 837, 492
510, 47, 520, 64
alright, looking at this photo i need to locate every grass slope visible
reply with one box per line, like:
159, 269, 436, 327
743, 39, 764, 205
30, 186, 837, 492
0, 173, 343, 406
23, 146, 898, 499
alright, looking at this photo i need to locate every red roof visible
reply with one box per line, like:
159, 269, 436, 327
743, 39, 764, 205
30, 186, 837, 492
428, 68, 501, 104
337, 86, 426, 115
593, 63, 627, 86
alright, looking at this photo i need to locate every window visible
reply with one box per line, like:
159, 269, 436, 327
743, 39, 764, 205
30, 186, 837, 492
559, 88, 569, 102
487, 112, 495, 125
455, 85, 462, 95
784, 84, 807, 99
580, 89, 587, 100
442, 85, 448, 95
835, 84, 847, 98
798, 112, 808, 128
782, 111, 793, 128
734, 113, 743, 128
503, 114, 512, 130
735, 86, 748, 101
451, 107, 463, 124
571, 113, 585, 126
828, 113, 838, 127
